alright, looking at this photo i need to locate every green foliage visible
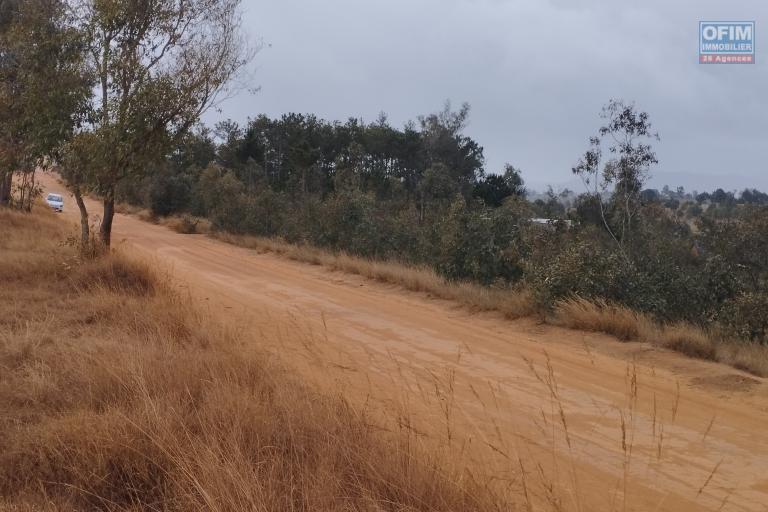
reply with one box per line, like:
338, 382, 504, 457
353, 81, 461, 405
61, 0, 251, 245
313, 191, 377, 254
572, 100, 659, 248
436, 199, 527, 285
698, 207, 768, 288
118, 101, 768, 348
524, 228, 639, 309
717, 293, 768, 343
198, 165, 249, 232
0, 0, 89, 207
473, 164, 526, 207
145, 166, 193, 216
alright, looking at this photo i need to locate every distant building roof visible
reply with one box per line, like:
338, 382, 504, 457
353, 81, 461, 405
530, 218, 574, 228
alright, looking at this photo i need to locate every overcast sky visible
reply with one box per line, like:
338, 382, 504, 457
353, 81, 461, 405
208, 0, 767, 193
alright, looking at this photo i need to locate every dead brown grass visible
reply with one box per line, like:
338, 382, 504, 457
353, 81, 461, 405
0, 208, 510, 511
660, 323, 718, 361
716, 341, 768, 378
114, 201, 151, 219
159, 214, 212, 235
0, 206, 65, 282
114, 202, 212, 235
555, 297, 768, 377
554, 298, 653, 341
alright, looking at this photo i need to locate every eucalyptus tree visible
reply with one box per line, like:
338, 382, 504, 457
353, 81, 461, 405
572, 99, 659, 254
0, 0, 88, 208
67, 0, 252, 246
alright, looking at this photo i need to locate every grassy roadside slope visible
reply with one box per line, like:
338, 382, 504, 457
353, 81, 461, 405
0, 207, 508, 511
212, 230, 768, 377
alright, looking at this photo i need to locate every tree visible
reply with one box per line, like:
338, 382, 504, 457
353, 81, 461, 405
417, 163, 460, 221
640, 189, 660, 203
473, 174, 511, 207
573, 193, 603, 226
740, 188, 768, 205
67, 0, 252, 246
696, 191, 711, 203
531, 186, 565, 219
711, 188, 727, 203
0, 0, 88, 209
475, 163, 527, 207
418, 101, 484, 197
572, 99, 659, 253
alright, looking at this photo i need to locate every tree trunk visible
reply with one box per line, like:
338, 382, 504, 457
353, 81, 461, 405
23, 168, 36, 212
73, 184, 89, 245
18, 172, 27, 209
0, 171, 11, 206
99, 187, 115, 247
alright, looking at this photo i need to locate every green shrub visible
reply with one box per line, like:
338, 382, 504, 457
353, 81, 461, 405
524, 230, 643, 309
718, 293, 768, 344
436, 199, 526, 285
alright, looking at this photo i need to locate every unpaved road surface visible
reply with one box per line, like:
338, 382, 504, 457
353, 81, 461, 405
42, 175, 768, 512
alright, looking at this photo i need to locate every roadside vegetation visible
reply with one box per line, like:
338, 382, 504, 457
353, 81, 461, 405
105, 102, 767, 375
0, 206, 513, 510
210, 230, 767, 377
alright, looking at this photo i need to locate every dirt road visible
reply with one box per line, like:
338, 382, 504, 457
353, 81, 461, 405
41, 175, 768, 512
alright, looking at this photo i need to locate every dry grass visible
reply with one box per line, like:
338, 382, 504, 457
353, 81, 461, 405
158, 214, 212, 235
716, 342, 768, 378
0, 206, 65, 282
660, 323, 718, 361
555, 297, 768, 377
554, 298, 653, 341
214, 232, 537, 320
114, 202, 212, 235
114, 201, 151, 219
0, 207, 510, 511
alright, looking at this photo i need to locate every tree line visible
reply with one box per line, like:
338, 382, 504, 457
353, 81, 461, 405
115, 102, 767, 345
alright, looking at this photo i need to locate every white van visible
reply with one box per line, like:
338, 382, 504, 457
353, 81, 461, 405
46, 193, 64, 213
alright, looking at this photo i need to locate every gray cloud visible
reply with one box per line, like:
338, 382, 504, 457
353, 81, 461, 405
208, 0, 768, 192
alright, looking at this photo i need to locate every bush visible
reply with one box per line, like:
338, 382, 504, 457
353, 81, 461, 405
314, 191, 377, 255
198, 165, 250, 233
147, 168, 193, 216
718, 292, 768, 344
436, 199, 526, 285
168, 215, 203, 234
524, 231, 645, 310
